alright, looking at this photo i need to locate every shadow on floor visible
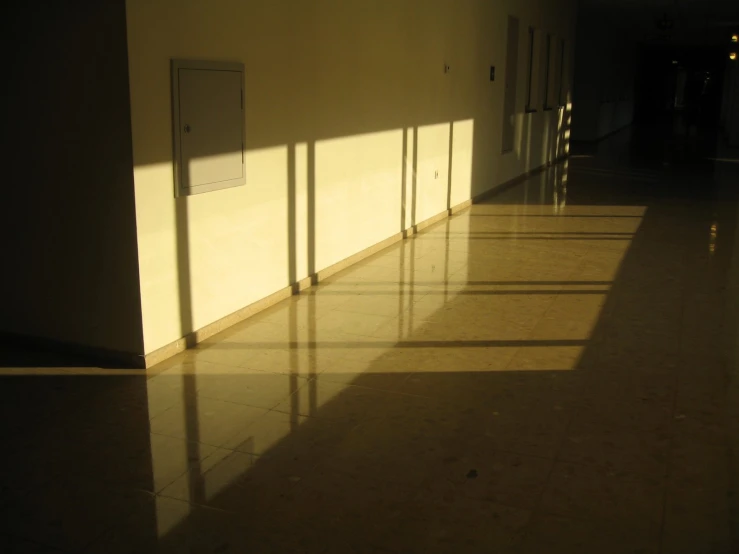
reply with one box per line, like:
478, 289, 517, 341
1, 130, 738, 553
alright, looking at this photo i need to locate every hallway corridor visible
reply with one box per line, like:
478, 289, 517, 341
1, 128, 738, 553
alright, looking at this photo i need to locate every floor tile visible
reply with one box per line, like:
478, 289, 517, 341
518, 513, 660, 554
539, 462, 665, 534
559, 419, 670, 476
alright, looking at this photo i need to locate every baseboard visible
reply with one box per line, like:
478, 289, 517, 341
146, 157, 570, 369
472, 160, 556, 204
141, 209, 471, 368
143, 157, 568, 369
6, 158, 567, 371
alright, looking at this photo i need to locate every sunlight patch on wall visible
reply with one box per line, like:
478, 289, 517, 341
315, 129, 404, 270
186, 146, 290, 331
449, 119, 475, 207
413, 122, 452, 224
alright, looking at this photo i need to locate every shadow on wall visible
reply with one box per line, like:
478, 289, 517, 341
173, 104, 571, 349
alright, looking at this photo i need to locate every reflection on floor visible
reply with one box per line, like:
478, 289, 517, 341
2, 127, 738, 553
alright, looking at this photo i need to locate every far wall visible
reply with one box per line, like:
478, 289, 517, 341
571, 8, 637, 141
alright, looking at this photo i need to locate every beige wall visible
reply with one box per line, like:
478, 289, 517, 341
126, 0, 577, 354
0, 1, 144, 357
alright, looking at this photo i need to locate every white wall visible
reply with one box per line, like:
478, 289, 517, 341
126, 0, 578, 355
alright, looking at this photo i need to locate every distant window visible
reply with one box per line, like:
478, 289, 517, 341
525, 27, 537, 112
501, 16, 520, 153
558, 39, 567, 106
543, 34, 553, 109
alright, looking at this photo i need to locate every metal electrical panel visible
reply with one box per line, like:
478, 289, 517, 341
171, 59, 245, 197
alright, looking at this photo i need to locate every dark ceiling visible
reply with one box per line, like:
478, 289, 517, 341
579, 0, 739, 45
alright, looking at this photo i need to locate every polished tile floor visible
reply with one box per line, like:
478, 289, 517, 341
2, 127, 738, 553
